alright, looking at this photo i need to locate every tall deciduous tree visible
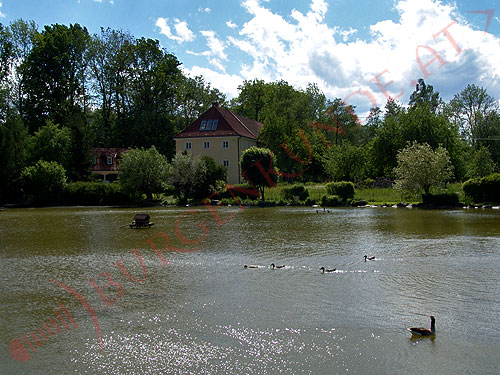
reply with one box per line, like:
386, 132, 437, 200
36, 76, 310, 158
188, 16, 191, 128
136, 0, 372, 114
394, 142, 454, 195
87, 27, 134, 147
21, 23, 90, 132
447, 84, 498, 142
3, 19, 37, 118
409, 78, 442, 113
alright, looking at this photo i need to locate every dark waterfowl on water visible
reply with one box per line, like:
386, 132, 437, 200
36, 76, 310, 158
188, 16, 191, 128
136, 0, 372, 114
320, 267, 336, 273
364, 255, 376, 261
408, 316, 436, 336
244, 265, 259, 269
270, 263, 285, 269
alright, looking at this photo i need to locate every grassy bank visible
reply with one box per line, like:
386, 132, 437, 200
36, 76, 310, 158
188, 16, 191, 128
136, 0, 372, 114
262, 182, 464, 206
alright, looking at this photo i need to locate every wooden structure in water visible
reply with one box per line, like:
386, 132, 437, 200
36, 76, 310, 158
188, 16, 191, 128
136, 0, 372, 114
129, 213, 154, 228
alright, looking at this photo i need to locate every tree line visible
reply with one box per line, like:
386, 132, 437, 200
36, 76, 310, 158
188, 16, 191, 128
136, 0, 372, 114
0, 20, 226, 201
1, 19, 500, 203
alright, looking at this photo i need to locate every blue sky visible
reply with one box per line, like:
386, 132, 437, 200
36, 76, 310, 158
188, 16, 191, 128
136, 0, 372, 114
2, 0, 500, 114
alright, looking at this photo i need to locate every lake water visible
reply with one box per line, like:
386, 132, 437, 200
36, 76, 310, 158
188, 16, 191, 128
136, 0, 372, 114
1, 206, 500, 374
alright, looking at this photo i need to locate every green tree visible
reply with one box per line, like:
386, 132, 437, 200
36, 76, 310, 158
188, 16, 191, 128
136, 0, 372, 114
447, 84, 498, 142
370, 112, 403, 177
27, 121, 72, 168
466, 146, 497, 179
167, 153, 207, 204
231, 78, 267, 122
409, 78, 442, 113
118, 146, 169, 200
21, 23, 90, 132
0, 110, 29, 200
21, 160, 67, 203
240, 147, 278, 201
394, 142, 454, 195
323, 141, 367, 182
3, 19, 37, 118
193, 156, 227, 199
87, 27, 134, 147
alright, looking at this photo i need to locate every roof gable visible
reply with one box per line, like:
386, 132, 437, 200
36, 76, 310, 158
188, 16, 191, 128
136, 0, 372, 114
174, 104, 263, 140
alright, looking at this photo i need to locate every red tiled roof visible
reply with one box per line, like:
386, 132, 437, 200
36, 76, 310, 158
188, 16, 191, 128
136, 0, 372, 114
174, 104, 263, 140
91, 148, 127, 172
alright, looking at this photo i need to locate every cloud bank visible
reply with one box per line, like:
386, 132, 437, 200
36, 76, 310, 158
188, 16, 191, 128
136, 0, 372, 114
158, 0, 500, 113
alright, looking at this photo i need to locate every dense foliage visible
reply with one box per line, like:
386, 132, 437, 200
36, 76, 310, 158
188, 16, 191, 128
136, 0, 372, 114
281, 184, 309, 202
325, 181, 355, 201
20, 160, 66, 203
394, 142, 454, 195
1, 19, 500, 205
240, 147, 278, 201
463, 173, 500, 203
167, 153, 226, 203
118, 146, 169, 200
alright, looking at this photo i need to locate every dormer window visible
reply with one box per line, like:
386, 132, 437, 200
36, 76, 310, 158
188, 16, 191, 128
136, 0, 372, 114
106, 156, 113, 165
200, 119, 218, 131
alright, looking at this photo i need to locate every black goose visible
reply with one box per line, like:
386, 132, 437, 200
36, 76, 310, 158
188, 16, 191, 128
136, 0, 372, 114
320, 267, 336, 273
270, 263, 285, 269
408, 315, 436, 336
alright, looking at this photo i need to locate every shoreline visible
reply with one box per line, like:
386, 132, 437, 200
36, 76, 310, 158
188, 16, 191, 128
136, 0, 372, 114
2, 201, 500, 211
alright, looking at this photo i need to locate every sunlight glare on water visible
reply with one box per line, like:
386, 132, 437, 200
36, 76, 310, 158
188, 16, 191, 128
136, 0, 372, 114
1, 206, 500, 374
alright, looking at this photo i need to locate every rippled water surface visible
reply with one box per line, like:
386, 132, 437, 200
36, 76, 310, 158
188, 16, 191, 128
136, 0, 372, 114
1, 206, 500, 374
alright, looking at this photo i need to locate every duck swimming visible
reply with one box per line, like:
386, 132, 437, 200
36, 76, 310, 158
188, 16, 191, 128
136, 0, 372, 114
408, 315, 436, 336
270, 263, 285, 269
320, 267, 336, 273
364, 255, 376, 261
244, 265, 258, 269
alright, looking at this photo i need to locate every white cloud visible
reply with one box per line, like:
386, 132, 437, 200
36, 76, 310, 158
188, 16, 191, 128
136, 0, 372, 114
187, 30, 228, 72
226, 20, 238, 29
91, 0, 115, 5
183, 66, 241, 98
338, 27, 357, 42
180, 0, 500, 112
155, 17, 195, 43
198, 7, 211, 13
0, 1, 5, 18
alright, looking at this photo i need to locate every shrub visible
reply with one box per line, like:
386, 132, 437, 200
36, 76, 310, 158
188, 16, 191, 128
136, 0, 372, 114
21, 160, 67, 204
120, 146, 169, 200
463, 173, 500, 203
281, 184, 309, 201
63, 182, 132, 205
325, 181, 355, 201
462, 178, 481, 202
422, 192, 460, 206
321, 194, 343, 207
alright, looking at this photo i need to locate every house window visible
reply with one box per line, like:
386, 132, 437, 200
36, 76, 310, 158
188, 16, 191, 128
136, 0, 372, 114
222, 160, 230, 168
203, 141, 210, 149
106, 156, 113, 165
92, 156, 97, 165
199, 119, 219, 131
222, 141, 229, 149
185, 142, 192, 150
209, 119, 218, 130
